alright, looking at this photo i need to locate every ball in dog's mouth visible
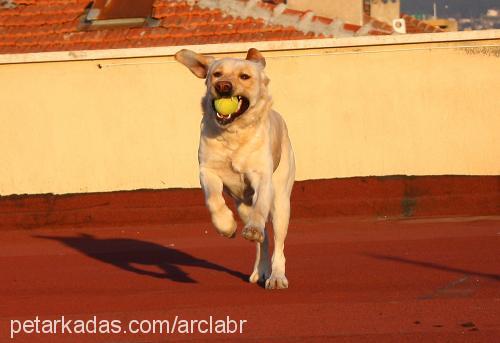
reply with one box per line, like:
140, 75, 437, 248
212, 96, 250, 125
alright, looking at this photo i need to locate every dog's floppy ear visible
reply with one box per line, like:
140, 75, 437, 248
246, 48, 266, 68
175, 49, 215, 79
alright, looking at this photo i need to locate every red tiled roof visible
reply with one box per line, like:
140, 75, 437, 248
0, 0, 390, 55
401, 14, 444, 34
363, 13, 394, 34
363, 13, 444, 35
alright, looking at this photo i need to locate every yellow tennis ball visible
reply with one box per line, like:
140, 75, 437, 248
214, 97, 239, 116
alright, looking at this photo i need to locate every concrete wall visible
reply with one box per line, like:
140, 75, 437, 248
0, 32, 499, 195
287, 0, 364, 25
370, 0, 400, 24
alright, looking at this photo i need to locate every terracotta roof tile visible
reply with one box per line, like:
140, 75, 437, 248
401, 14, 444, 34
344, 23, 362, 32
362, 13, 394, 34
0, 0, 395, 55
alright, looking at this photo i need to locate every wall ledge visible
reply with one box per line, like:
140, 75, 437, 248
0, 29, 499, 65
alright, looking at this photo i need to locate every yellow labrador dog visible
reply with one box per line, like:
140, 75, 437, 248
175, 48, 295, 289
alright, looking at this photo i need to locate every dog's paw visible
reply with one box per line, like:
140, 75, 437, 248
249, 271, 268, 284
241, 226, 264, 243
265, 274, 289, 290
211, 207, 237, 238
249, 264, 270, 284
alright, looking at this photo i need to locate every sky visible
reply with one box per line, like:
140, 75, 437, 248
400, 0, 499, 18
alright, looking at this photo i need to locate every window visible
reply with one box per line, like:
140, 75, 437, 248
85, 0, 158, 28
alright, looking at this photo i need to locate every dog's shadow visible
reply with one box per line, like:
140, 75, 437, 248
34, 233, 248, 283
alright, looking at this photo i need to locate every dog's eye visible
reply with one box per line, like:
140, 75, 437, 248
239, 73, 251, 80
213, 71, 222, 78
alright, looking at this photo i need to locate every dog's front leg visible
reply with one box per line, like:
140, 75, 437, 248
200, 167, 237, 238
241, 171, 273, 244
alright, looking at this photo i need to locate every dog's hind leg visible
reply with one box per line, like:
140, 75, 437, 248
238, 201, 270, 283
249, 234, 271, 284
266, 140, 295, 290
266, 193, 290, 289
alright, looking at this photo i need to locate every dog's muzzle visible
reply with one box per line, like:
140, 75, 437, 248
214, 81, 233, 97
212, 95, 250, 126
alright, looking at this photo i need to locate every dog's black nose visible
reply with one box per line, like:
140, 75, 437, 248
215, 81, 233, 96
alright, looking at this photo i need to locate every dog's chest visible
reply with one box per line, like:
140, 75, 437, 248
207, 158, 251, 202
199, 138, 253, 201
220, 169, 251, 202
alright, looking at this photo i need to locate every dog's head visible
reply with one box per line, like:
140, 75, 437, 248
175, 48, 270, 128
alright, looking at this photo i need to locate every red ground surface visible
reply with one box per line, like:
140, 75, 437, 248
1, 214, 499, 342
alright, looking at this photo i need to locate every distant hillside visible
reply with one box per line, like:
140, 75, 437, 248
401, 0, 499, 18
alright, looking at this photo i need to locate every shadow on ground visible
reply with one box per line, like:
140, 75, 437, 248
365, 253, 500, 281
34, 233, 248, 283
